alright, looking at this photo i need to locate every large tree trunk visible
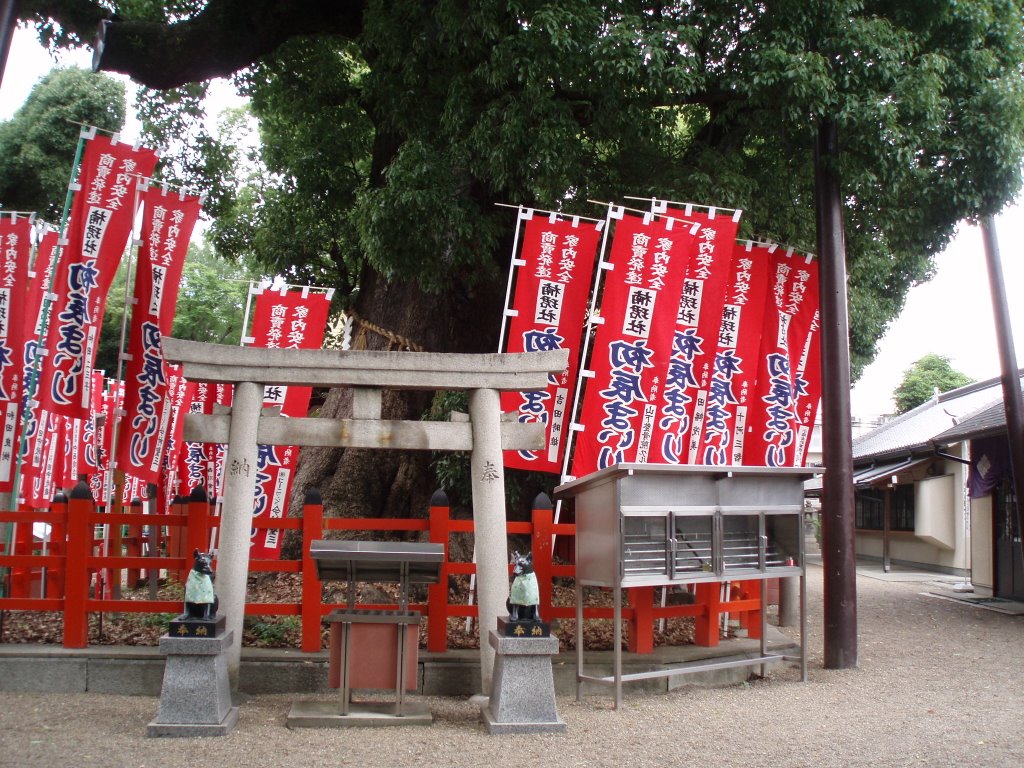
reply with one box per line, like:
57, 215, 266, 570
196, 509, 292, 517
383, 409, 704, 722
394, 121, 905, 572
281, 261, 506, 557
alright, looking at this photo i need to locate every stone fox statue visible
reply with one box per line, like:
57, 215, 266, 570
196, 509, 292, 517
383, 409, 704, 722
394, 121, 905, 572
507, 550, 541, 622
184, 549, 219, 620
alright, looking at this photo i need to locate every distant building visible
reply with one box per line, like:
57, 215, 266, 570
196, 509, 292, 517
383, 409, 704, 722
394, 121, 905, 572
845, 371, 1023, 597
932, 387, 1023, 599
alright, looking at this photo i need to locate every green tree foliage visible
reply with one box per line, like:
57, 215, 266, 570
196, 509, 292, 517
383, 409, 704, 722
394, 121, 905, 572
18, 2, 1024, 518
23, 1, 1018, 377
893, 354, 975, 414
0, 67, 125, 219
20, 3, 1024, 371
170, 239, 262, 345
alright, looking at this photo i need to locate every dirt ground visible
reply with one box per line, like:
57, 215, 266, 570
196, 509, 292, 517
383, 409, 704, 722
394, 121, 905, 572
2, 563, 1022, 768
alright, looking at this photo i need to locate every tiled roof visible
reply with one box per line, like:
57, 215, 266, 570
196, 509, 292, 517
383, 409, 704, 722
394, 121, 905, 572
852, 371, 1023, 463
932, 379, 1024, 445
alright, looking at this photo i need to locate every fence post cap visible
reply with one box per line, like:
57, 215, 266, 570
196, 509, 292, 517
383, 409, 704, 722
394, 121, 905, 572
70, 480, 93, 501
188, 485, 208, 503
532, 492, 553, 510
430, 489, 449, 507
52, 491, 67, 504
304, 487, 322, 505
130, 497, 143, 508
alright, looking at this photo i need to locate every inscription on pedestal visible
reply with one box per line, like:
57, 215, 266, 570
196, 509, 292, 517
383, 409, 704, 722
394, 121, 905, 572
497, 616, 550, 638
168, 614, 227, 639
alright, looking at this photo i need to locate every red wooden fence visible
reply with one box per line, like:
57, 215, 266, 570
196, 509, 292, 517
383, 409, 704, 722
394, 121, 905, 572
0, 482, 768, 653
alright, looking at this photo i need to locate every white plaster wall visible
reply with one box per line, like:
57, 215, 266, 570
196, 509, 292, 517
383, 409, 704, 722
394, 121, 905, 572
971, 495, 994, 591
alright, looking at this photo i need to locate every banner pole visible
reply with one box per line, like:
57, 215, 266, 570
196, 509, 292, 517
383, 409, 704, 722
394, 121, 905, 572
240, 280, 258, 346
496, 206, 531, 354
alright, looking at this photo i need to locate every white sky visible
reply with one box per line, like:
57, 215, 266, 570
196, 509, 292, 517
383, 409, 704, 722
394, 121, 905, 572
3, 24, 1023, 420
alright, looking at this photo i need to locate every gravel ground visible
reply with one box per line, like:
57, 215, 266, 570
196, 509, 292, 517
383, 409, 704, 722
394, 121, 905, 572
2, 564, 1022, 768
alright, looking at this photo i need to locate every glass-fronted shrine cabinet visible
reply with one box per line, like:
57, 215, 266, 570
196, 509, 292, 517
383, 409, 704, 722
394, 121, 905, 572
554, 463, 818, 706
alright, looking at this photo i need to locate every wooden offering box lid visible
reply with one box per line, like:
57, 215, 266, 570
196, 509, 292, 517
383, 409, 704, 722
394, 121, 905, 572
309, 540, 444, 584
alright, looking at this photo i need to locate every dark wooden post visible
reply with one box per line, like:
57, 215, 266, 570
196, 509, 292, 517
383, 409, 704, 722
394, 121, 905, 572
980, 215, 1024, 563
0, 0, 17, 87
814, 117, 858, 669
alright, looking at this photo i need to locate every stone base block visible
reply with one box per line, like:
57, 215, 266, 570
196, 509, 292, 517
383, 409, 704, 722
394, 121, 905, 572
148, 630, 237, 738
481, 630, 565, 735
287, 699, 432, 728
147, 706, 238, 738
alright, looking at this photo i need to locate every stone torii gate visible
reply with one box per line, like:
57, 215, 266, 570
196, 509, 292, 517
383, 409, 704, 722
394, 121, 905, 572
161, 337, 568, 694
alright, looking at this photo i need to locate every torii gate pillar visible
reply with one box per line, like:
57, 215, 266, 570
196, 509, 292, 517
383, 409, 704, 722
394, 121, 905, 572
469, 387, 507, 694
215, 381, 263, 690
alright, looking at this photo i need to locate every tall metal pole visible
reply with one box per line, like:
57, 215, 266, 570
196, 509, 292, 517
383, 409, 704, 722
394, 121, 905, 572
980, 215, 1024, 562
814, 117, 858, 669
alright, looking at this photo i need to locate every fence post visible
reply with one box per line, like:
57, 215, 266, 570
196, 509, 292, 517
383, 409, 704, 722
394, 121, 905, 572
46, 492, 67, 599
10, 503, 33, 598
186, 485, 210, 563
530, 493, 554, 625
427, 490, 450, 653
627, 587, 655, 653
300, 488, 324, 653
736, 580, 762, 640
167, 495, 185, 581
693, 582, 722, 647
63, 481, 93, 648
125, 497, 143, 588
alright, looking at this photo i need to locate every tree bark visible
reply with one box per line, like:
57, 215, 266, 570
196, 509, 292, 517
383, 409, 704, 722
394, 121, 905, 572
88, 0, 367, 89
281, 260, 507, 557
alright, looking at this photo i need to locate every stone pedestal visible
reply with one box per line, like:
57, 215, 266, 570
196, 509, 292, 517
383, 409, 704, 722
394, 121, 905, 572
480, 629, 565, 735
147, 630, 238, 737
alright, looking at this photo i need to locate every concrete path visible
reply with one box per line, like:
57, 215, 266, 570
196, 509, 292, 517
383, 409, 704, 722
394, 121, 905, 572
1, 562, 1022, 768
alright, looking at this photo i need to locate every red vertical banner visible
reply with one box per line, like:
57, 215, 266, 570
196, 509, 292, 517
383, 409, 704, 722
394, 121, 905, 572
0, 214, 33, 492
781, 256, 821, 466
24, 411, 60, 508
36, 132, 158, 420
115, 186, 201, 482
500, 212, 602, 474
694, 242, 775, 465
179, 382, 231, 499
160, 365, 195, 505
742, 248, 818, 467
570, 210, 696, 478
248, 287, 331, 559
16, 229, 61, 499
86, 372, 106, 502
23, 228, 60, 352
647, 203, 742, 465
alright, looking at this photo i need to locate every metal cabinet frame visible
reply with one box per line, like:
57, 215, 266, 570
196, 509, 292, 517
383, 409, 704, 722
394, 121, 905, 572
555, 463, 818, 708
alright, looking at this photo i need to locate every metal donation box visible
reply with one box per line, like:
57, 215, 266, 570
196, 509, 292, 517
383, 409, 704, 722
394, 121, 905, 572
287, 540, 443, 728
555, 463, 816, 707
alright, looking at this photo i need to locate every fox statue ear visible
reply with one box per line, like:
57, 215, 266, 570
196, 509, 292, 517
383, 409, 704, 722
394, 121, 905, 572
193, 548, 200, 557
